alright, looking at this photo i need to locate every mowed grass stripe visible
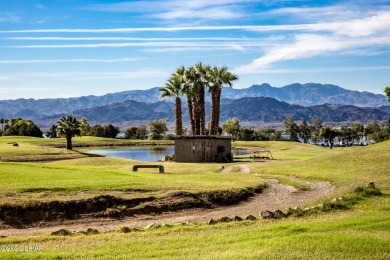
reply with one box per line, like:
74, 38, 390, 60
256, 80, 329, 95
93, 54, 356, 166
0, 162, 262, 195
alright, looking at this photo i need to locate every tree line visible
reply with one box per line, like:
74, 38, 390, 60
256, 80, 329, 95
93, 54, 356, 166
220, 116, 390, 145
0, 118, 43, 137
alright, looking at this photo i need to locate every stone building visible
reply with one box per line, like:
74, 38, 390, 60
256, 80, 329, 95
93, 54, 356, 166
174, 136, 233, 162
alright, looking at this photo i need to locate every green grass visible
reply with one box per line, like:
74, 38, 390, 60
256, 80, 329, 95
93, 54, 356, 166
251, 141, 390, 193
0, 160, 262, 204
0, 137, 389, 259
0, 195, 388, 259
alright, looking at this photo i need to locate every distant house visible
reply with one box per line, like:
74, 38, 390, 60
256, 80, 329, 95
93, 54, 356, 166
174, 136, 233, 162
281, 132, 291, 140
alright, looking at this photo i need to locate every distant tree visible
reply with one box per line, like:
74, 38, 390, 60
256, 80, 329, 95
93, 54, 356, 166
80, 117, 90, 136
90, 124, 105, 137
371, 120, 390, 143
237, 128, 254, 141
340, 124, 353, 144
0, 118, 8, 136
46, 125, 58, 138
148, 119, 168, 140
299, 119, 311, 143
56, 114, 81, 150
221, 117, 241, 137
284, 116, 299, 140
270, 130, 282, 141
125, 127, 138, 139
4, 118, 43, 137
88, 124, 120, 138
253, 126, 275, 141
352, 122, 364, 144
310, 118, 323, 144
136, 125, 149, 140
159, 75, 184, 136
385, 87, 390, 102
319, 126, 338, 148
103, 124, 120, 138
364, 122, 381, 141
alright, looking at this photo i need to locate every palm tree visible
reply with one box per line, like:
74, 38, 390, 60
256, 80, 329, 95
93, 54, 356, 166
174, 66, 195, 135
186, 63, 211, 135
206, 66, 238, 135
159, 75, 184, 136
56, 114, 81, 150
0, 118, 9, 136
0, 118, 4, 136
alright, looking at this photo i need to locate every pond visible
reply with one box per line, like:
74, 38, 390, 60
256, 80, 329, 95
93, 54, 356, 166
88, 147, 174, 162
88, 146, 250, 162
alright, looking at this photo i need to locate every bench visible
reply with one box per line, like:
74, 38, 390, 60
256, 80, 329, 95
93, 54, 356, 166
132, 165, 164, 173
249, 150, 273, 160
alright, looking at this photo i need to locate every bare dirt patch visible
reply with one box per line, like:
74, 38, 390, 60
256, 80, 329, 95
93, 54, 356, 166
0, 178, 334, 237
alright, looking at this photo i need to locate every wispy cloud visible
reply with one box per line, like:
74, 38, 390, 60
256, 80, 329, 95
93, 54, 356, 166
0, 26, 265, 33
83, 0, 256, 21
235, 66, 390, 75
3, 9, 388, 35
7, 36, 258, 41
0, 12, 21, 23
0, 76, 14, 80
5, 70, 169, 81
235, 11, 390, 73
0, 58, 144, 64
36, 4, 46, 9
9, 41, 269, 49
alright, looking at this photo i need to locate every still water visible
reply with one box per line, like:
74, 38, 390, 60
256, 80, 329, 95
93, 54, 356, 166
88, 147, 174, 162
88, 146, 250, 162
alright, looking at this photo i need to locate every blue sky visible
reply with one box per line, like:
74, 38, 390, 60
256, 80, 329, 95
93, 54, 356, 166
0, 0, 389, 100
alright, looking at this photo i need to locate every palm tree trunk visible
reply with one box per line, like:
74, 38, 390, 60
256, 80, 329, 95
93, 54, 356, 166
187, 95, 195, 135
66, 134, 72, 150
192, 98, 201, 135
210, 86, 222, 135
209, 86, 219, 135
199, 86, 206, 135
175, 97, 183, 136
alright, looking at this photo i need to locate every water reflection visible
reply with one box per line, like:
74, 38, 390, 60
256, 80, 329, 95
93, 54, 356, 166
88, 147, 174, 162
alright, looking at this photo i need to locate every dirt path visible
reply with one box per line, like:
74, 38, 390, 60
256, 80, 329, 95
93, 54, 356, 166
0, 173, 335, 237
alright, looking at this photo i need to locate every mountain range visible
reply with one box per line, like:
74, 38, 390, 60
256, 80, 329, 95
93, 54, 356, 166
1, 83, 388, 129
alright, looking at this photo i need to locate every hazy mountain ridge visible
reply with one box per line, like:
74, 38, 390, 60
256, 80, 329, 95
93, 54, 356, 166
31, 97, 390, 129
0, 83, 387, 120
219, 97, 389, 123
221, 83, 387, 106
0, 88, 161, 118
